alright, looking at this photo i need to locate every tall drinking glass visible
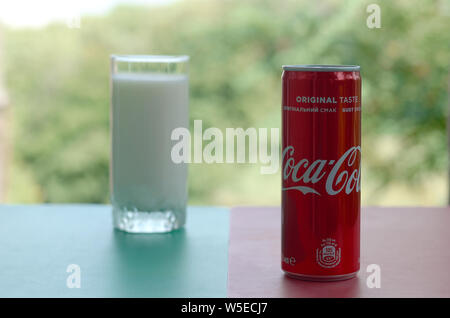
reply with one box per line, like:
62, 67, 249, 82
110, 55, 189, 233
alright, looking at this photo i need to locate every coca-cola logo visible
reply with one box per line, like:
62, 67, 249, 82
282, 146, 361, 196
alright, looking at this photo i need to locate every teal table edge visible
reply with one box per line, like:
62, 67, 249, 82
0, 204, 229, 298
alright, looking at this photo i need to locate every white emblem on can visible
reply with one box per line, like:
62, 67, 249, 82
316, 238, 341, 268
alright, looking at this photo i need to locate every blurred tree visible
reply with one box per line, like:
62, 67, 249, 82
0, 28, 10, 201
2, 0, 449, 205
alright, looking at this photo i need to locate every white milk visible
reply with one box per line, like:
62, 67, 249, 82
111, 73, 188, 231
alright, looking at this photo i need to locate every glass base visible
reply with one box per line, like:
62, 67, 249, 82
112, 206, 185, 233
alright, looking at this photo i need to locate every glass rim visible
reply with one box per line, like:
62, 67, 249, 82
282, 64, 360, 72
111, 54, 189, 63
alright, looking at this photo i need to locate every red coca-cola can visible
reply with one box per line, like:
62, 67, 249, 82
281, 65, 361, 281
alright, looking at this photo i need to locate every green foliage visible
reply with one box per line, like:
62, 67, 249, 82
3, 0, 449, 205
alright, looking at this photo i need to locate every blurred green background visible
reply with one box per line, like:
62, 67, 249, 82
0, 0, 448, 206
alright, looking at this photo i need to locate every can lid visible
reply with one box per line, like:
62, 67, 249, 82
282, 64, 360, 72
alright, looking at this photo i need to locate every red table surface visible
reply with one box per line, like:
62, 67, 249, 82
228, 206, 450, 298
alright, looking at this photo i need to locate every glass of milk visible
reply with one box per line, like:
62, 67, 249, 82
110, 55, 189, 233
